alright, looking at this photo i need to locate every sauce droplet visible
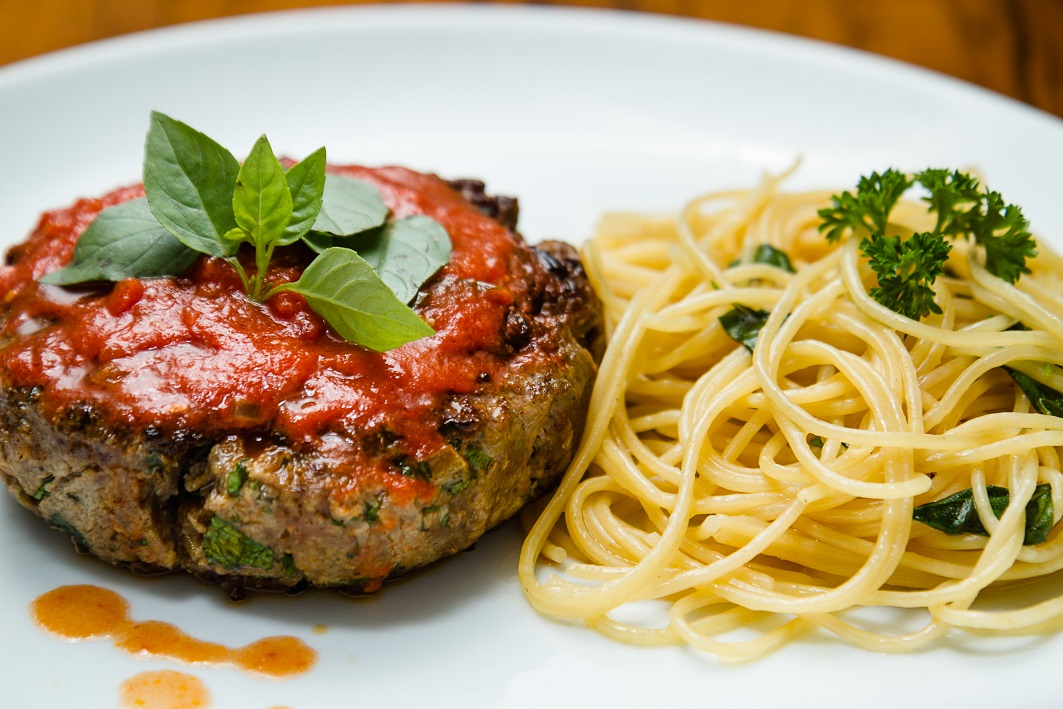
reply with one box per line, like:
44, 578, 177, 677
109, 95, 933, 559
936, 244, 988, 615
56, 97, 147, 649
119, 670, 210, 709
31, 585, 316, 678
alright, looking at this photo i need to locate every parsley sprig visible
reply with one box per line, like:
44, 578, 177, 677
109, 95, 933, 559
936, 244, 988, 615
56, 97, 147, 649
820, 169, 914, 242
41, 113, 452, 351
860, 231, 952, 320
817, 168, 1036, 320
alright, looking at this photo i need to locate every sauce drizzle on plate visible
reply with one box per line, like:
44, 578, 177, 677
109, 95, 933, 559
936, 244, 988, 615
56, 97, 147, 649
119, 670, 210, 709
30, 584, 317, 678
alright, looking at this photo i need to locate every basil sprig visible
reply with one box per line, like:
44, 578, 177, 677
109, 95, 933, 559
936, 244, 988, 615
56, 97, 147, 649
40, 112, 452, 352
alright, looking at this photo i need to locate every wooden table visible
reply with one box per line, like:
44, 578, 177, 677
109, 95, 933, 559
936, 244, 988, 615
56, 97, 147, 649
2, 0, 1062, 119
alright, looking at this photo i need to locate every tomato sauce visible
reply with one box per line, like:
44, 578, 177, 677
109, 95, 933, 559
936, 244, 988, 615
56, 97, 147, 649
0, 166, 523, 474
119, 670, 210, 709
31, 584, 316, 678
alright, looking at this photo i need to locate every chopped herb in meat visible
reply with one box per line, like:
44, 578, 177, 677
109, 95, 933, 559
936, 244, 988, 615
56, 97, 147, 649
226, 459, 249, 496
45, 514, 91, 550
465, 446, 492, 473
397, 459, 432, 480
202, 516, 276, 571
363, 499, 381, 524
32, 475, 54, 501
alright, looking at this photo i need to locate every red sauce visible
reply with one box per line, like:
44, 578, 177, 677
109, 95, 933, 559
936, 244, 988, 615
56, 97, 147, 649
0, 166, 527, 499
31, 584, 317, 679
119, 670, 210, 709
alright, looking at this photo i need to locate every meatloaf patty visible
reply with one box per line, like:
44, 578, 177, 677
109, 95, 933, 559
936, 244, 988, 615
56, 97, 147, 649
0, 166, 601, 596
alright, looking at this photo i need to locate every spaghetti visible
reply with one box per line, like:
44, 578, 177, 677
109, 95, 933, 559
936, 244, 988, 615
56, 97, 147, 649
518, 170, 1063, 660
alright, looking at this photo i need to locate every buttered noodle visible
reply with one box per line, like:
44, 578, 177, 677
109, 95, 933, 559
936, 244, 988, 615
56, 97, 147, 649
518, 171, 1063, 660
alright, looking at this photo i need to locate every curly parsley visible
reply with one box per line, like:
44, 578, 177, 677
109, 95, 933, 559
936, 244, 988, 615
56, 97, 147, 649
859, 231, 952, 321
818, 168, 1036, 319
819, 168, 913, 243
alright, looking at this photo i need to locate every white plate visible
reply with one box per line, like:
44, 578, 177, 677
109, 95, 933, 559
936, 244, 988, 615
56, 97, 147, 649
2, 6, 1063, 708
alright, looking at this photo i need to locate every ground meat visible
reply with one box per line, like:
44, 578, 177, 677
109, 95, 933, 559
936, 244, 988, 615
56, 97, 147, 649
0, 167, 601, 596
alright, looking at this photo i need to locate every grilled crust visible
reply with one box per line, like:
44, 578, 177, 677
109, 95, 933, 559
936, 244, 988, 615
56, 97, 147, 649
0, 186, 601, 596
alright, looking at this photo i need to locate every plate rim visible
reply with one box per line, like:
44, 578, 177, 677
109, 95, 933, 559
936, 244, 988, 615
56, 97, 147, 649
3, 6, 1063, 708
2, 3, 1061, 131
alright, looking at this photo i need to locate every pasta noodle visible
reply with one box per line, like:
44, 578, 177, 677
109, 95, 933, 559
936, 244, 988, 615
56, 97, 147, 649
518, 170, 1063, 660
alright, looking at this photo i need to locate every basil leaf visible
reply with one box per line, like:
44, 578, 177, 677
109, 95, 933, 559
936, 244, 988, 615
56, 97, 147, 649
305, 224, 386, 256
355, 216, 452, 304
39, 198, 198, 285
729, 244, 796, 273
301, 231, 333, 254
143, 112, 240, 258
312, 175, 389, 236
281, 147, 326, 245
286, 247, 434, 351
914, 486, 1010, 536
233, 134, 292, 247
753, 244, 795, 272
1026, 486, 1056, 545
720, 304, 771, 352
913, 484, 1054, 545
301, 216, 452, 304
1005, 367, 1063, 417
